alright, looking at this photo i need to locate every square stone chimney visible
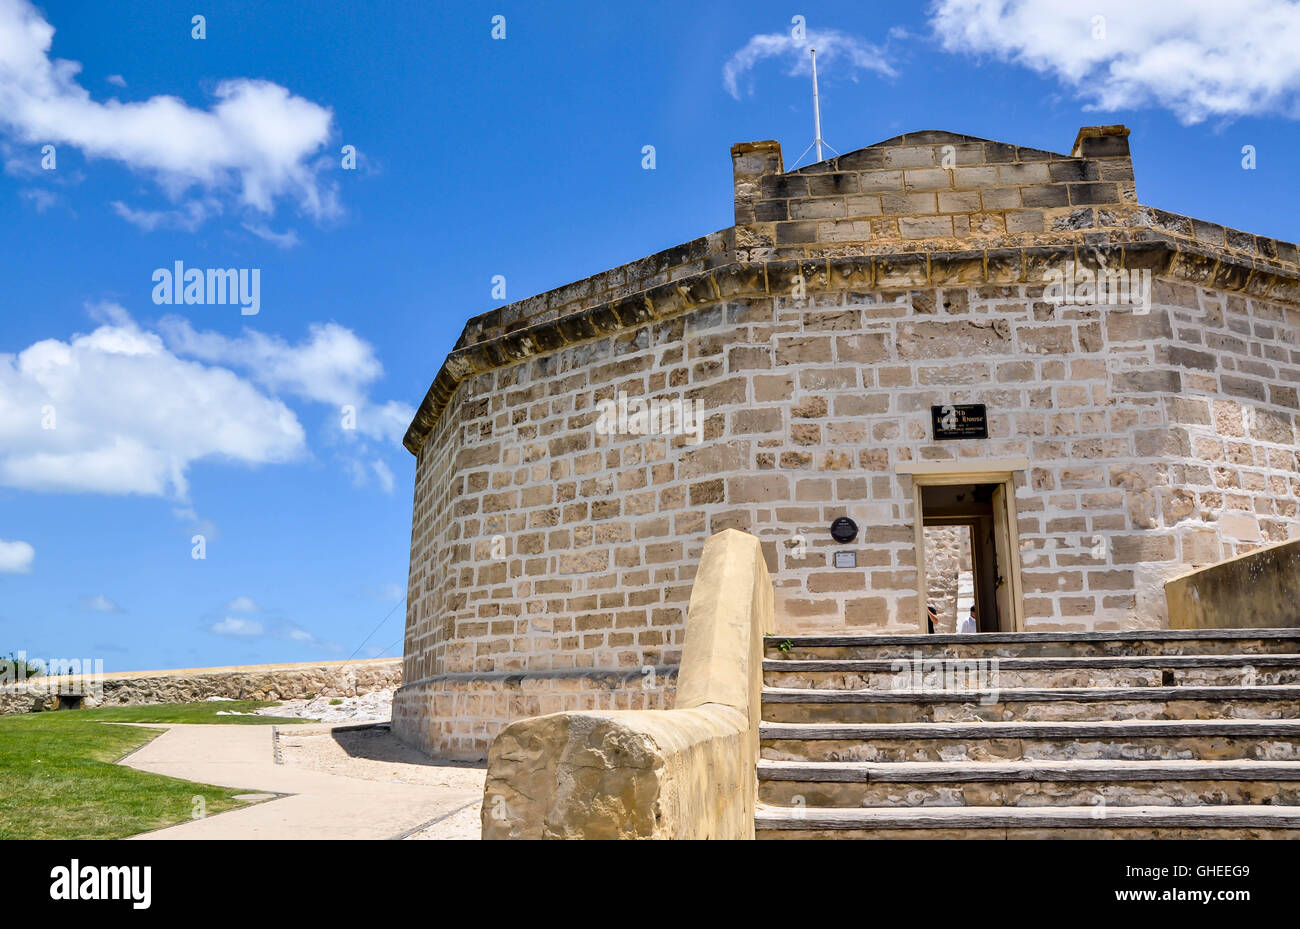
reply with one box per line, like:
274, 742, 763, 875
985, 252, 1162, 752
730, 126, 1138, 251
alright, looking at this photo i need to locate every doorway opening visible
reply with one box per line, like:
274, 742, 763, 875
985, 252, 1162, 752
914, 476, 1024, 634
922, 523, 973, 634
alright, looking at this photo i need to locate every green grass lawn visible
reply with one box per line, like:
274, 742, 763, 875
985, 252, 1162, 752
0, 701, 305, 840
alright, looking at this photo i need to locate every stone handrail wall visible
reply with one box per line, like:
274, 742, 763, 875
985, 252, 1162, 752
1165, 538, 1300, 629
480, 528, 774, 839
0, 658, 401, 715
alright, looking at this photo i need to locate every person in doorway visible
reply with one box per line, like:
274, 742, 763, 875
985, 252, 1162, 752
958, 605, 977, 635
926, 605, 940, 635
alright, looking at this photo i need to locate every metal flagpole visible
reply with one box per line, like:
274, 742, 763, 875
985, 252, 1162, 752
811, 48, 823, 164
791, 47, 839, 169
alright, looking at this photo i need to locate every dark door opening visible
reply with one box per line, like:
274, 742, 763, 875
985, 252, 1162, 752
920, 482, 1015, 634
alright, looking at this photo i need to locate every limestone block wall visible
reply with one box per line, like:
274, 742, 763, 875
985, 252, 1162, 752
395, 270, 1300, 758
1164, 283, 1300, 554
985, 279, 1299, 627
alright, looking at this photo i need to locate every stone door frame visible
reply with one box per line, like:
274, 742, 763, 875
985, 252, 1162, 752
897, 458, 1029, 634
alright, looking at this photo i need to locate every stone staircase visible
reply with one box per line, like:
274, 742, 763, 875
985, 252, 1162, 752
756, 629, 1300, 839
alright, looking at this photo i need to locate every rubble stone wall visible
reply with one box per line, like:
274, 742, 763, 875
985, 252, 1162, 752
0, 659, 400, 716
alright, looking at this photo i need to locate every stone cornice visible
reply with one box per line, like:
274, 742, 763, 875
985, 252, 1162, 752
403, 232, 1300, 455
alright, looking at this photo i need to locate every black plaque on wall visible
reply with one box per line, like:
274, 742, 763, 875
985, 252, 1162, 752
829, 517, 858, 543
931, 404, 989, 440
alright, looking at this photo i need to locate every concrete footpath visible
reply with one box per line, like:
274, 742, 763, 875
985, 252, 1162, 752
119, 723, 483, 840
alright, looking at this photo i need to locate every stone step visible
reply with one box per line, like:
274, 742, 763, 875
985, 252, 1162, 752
760, 718, 1300, 763
763, 654, 1300, 690
758, 759, 1300, 808
765, 628, 1300, 661
754, 803, 1300, 839
760, 684, 1300, 724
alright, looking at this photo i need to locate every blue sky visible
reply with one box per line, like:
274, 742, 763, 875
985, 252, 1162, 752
2, 0, 1299, 671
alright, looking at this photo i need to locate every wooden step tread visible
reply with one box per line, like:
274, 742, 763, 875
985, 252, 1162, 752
766, 629, 1300, 647
761, 717, 1300, 740
762, 684, 1300, 703
765, 654, 1300, 671
758, 759, 1300, 783
755, 804, 1300, 829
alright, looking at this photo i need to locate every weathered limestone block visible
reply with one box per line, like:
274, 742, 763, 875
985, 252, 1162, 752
482, 705, 748, 839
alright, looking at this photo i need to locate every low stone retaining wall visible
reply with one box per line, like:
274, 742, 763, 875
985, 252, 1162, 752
1166, 538, 1300, 629
0, 658, 401, 716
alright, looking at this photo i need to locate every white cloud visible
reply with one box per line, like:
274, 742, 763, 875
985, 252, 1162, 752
225, 596, 260, 613
0, 306, 408, 502
371, 458, 395, 494
345, 455, 401, 494
159, 317, 414, 443
344, 458, 368, 487
723, 28, 896, 99
105, 74, 125, 88
0, 0, 338, 218
19, 187, 56, 211
361, 582, 406, 602
280, 623, 341, 653
111, 199, 215, 232
930, 0, 1300, 124
242, 222, 300, 249
0, 306, 306, 497
0, 538, 34, 573
171, 504, 218, 541
81, 594, 124, 612
3, 137, 83, 182
210, 616, 263, 636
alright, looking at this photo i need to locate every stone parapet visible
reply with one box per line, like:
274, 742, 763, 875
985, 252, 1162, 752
478, 528, 773, 839
1166, 538, 1300, 629
405, 237, 1300, 453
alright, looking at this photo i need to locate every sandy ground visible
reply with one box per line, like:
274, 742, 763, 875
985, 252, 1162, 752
400, 801, 485, 840
176, 692, 486, 838
275, 724, 485, 839
122, 722, 483, 840
248, 688, 396, 724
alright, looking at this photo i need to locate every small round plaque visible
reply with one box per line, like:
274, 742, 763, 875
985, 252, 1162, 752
829, 517, 859, 544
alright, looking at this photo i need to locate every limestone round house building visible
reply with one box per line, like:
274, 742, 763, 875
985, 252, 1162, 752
393, 125, 1300, 759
